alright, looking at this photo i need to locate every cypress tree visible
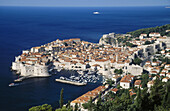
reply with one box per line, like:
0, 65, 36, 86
59, 88, 64, 108
74, 103, 78, 111
96, 93, 102, 111
135, 88, 142, 110
66, 100, 71, 109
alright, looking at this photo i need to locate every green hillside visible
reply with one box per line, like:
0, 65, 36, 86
127, 24, 170, 37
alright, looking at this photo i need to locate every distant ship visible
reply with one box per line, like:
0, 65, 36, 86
93, 11, 100, 14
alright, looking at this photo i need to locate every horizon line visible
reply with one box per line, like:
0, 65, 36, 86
0, 5, 169, 8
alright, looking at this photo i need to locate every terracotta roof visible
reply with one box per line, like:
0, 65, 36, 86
134, 80, 141, 85
111, 88, 118, 92
130, 92, 136, 96
92, 64, 101, 67
120, 75, 134, 83
95, 59, 108, 62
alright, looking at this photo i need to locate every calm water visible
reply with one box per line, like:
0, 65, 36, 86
0, 6, 170, 111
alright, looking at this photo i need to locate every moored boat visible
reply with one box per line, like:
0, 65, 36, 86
9, 83, 19, 87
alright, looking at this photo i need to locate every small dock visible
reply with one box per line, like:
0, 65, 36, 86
55, 79, 87, 86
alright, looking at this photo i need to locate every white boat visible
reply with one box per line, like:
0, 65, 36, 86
57, 68, 62, 72
70, 76, 75, 79
77, 71, 85, 75
87, 71, 96, 75
60, 76, 65, 80
9, 83, 19, 87
93, 11, 100, 14
93, 81, 97, 83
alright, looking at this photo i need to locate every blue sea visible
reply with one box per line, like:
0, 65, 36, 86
0, 6, 170, 111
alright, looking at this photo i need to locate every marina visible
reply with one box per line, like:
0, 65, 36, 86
60, 70, 100, 83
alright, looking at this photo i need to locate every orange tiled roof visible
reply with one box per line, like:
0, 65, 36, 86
134, 80, 141, 85
120, 75, 134, 83
111, 88, 118, 92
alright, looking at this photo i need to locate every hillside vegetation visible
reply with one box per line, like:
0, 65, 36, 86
127, 24, 170, 37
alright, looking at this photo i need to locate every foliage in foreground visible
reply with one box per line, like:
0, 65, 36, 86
29, 104, 52, 111
55, 106, 72, 111
83, 78, 170, 111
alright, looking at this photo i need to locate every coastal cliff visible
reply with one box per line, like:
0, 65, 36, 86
99, 32, 131, 46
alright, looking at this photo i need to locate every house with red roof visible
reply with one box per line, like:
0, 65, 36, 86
120, 74, 134, 89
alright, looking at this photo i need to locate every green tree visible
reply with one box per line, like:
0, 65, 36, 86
82, 97, 94, 111
29, 106, 41, 111
144, 41, 152, 45
29, 104, 53, 111
114, 69, 123, 74
133, 58, 142, 65
59, 88, 64, 108
66, 100, 71, 109
94, 94, 102, 111
141, 87, 150, 110
141, 74, 149, 88
149, 77, 164, 110
154, 105, 170, 111
105, 79, 115, 87
162, 81, 170, 108
134, 88, 142, 110
55, 106, 72, 111
126, 42, 136, 47
74, 103, 78, 111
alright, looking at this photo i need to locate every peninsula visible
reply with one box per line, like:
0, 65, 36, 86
26, 24, 170, 111
12, 25, 170, 80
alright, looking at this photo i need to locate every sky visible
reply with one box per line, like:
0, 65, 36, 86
0, 0, 170, 7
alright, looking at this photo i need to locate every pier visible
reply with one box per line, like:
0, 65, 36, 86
55, 79, 87, 86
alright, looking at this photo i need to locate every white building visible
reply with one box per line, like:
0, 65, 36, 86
126, 65, 143, 76
162, 77, 169, 82
147, 80, 154, 89
120, 74, 134, 89
149, 32, 161, 37
20, 64, 50, 77
31, 46, 45, 53
139, 34, 147, 39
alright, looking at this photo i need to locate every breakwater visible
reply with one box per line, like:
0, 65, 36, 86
55, 79, 87, 86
